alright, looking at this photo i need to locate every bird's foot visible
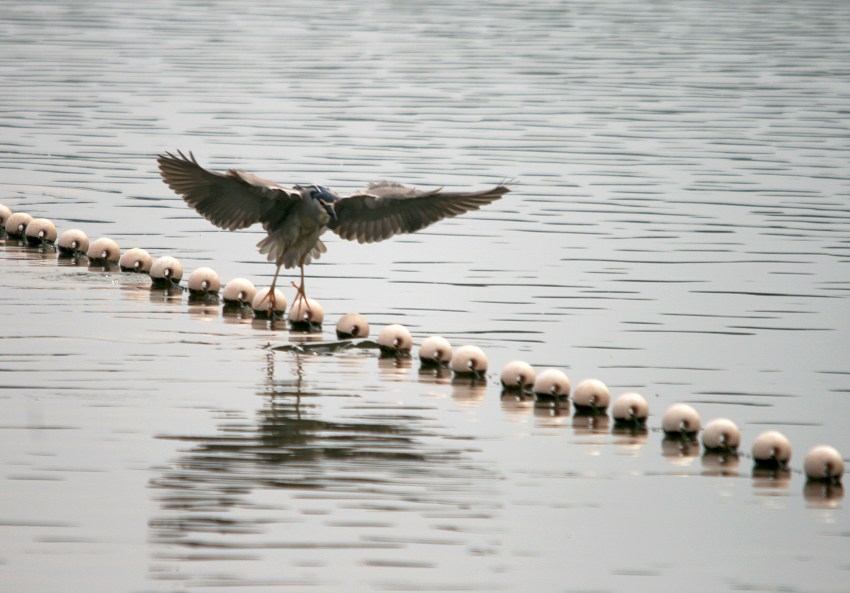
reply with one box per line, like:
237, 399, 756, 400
290, 281, 313, 317
257, 287, 276, 311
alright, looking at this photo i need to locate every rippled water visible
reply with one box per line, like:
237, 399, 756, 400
2, 1, 849, 591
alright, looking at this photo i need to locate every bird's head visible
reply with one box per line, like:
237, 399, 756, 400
309, 185, 338, 221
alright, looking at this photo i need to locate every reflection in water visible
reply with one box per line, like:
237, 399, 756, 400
451, 376, 487, 406
572, 414, 611, 436
701, 452, 741, 477
661, 435, 701, 465
500, 392, 534, 420
148, 351, 501, 586
751, 467, 793, 494
802, 482, 844, 509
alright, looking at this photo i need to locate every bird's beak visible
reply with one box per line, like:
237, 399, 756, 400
320, 200, 337, 221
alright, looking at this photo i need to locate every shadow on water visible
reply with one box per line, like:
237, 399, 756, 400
148, 351, 502, 584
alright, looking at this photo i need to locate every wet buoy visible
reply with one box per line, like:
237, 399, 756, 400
5, 212, 32, 237
0, 204, 11, 229
662, 403, 701, 437
335, 312, 370, 339
57, 229, 89, 255
377, 324, 413, 356
86, 237, 121, 264
572, 378, 610, 414
419, 336, 453, 367
251, 287, 287, 318
289, 297, 324, 331
752, 430, 792, 469
701, 418, 741, 452
119, 247, 153, 273
222, 278, 256, 305
187, 267, 221, 294
450, 345, 488, 377
23, 218, 57, 245
500, 360, 536, 391
150, 256, 184, 286
611, 392, 649, 426
533, 368, 570, 397
803, 445, 844, 483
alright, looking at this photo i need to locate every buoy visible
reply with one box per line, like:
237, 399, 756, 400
4, 212, 32, 237
335, 312, 370, 339
419, 336, 453, 367
222, 278, 256, 305
377, 324, 413, 355
0, 204, 11, 229
803, 445, 844, 483
289, 297, 324, 331
450, 345, 488, 377
187, 267, 221, 293
532, 368, 570, 397
572, 378, 610, 414
86, 237, 121, 264
500, 360, 536, 391
150, 256, 184, 286
611, 392, 649, 426
251, 287, 287, 317
57, 229, 89, 255
119, 247, 153, 273
23, 218, 57, 245
701, 418, 741, 452
752, 430, 792, 469
662, 403, 701, 437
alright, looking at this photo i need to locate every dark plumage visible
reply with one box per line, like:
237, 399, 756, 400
157, 150, 508, 309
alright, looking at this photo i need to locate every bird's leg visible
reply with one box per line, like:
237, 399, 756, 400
264, 263, 283, 311
290, 263, 313, 316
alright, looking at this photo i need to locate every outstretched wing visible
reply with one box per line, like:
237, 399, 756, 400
329, 181, 509, 243
157, 150, 300, 230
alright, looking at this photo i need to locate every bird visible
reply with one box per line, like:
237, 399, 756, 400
157, 150, 509, 311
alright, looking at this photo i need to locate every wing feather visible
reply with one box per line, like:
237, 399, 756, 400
157, 150, 299, 230
330, 183, 509, 243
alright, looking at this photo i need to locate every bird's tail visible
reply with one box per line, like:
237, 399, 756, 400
257, 235, 326, 268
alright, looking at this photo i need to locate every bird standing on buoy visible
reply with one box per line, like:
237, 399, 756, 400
157, 151, 508, 311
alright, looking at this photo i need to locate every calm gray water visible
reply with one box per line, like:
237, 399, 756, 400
1, 1, 849, 591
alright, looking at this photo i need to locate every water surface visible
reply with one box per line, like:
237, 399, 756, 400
1, 1, 849, 592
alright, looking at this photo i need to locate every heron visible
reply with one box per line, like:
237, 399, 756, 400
157, 151, 509, 311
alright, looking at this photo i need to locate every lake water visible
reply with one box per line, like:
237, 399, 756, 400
1, 1, 849, 591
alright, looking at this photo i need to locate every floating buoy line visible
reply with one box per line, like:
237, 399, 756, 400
1, 205, 845, 495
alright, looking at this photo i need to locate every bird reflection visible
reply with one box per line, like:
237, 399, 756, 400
148, 350, 497, 561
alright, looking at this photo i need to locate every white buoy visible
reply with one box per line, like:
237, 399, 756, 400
0, 204, 11, 228
150, 256, 184, 285
335, 312, 370, 339
23, 218, 57, 245
662, 403, 701, 437
701, 418, 741, 452
289, 297, 324, 330
119, 247, 153, 273
86, 237, 121, 263
804, 445, 844, 483
612, 392, 649, 426
57, 229, 89, 255
377, 324, 413, 355
533, 368, 570, 397
752, 430, 792, 469
251, 287, 287, 316
5, 212, 32, 237
450, 345, 488, 376
222, 278, 256, 305
573, 378, 611, 413
500, 360, 536, 391
187, 267, 221, 293
419, 336, 453, 367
